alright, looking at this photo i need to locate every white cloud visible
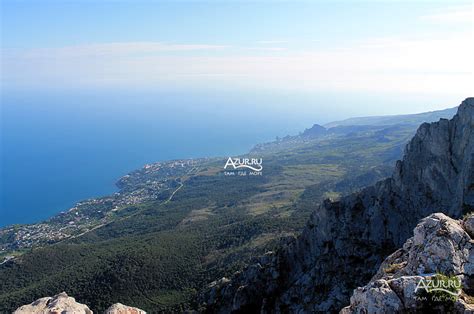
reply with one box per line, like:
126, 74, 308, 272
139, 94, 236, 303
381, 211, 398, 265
17, 42, 229, 59
242, 47, 287, 51
257, 40, 288, 45
419, 4, 473, 23
2, 31, 473, 96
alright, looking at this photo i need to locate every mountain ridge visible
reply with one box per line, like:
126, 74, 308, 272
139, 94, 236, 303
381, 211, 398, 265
252, 106, 457, 154
202, 97, 473, 312
324, 106, 458, 128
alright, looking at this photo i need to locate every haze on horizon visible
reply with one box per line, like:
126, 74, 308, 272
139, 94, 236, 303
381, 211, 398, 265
1, 0, 473, 117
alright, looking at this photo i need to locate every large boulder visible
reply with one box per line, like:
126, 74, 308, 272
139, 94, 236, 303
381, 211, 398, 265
341, 213, 474, 313
14, 292, 93, 314
105, 303, 146, 314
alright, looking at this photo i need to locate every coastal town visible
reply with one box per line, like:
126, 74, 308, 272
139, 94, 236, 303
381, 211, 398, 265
0, 159, 205, 262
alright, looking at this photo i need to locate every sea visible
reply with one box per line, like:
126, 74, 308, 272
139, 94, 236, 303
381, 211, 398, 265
0, 89, 333, 227
0, 89, 456, 227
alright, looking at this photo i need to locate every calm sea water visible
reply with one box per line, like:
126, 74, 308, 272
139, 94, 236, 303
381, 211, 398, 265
1, 89, 456, 227
0, 89, 332, 227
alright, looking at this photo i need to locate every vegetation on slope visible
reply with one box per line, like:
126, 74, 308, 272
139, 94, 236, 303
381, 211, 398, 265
0, 122, 423, 312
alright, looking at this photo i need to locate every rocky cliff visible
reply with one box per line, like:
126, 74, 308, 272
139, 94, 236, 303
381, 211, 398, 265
202, 97, 474, 313
302, 124, 327, 138
341, 213, 473, 313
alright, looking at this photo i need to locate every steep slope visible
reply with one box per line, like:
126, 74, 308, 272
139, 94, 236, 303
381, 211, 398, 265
203, 98, 474, 313
341, 213, 473, 313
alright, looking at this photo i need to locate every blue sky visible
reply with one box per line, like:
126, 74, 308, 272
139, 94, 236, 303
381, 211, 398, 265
1, 1, 473, 110
2, 1, 471, 48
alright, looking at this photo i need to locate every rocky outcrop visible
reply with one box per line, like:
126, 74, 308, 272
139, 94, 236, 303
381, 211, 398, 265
13, 292, 93, 314
105, 303, 146, 314
302, 124, 327, 138
341, 213, 473, 313
202, 98, 474, 313
13, 293, 147, 314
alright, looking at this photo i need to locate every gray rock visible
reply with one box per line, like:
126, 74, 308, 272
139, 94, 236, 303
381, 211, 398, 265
343, 213, 473, 313
464, 214, 474, 238
342, 279, 403, 314
105, 303, 146, 314
14, 294, 147, 314
202, 98, 474, 313
14, 292, 93, 314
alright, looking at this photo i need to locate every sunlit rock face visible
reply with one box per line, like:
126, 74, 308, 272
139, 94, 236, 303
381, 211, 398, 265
341, 213, 473, 314
13, 292, 93, 314
105, 303, 146, 314
13, 293, 147, 314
